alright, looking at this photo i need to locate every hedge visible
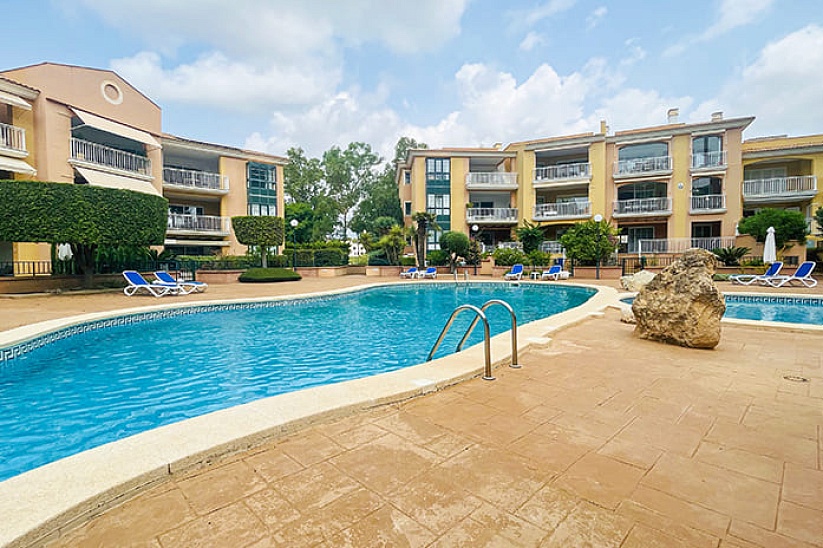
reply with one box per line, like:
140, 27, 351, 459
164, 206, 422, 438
238, 267, 302, 283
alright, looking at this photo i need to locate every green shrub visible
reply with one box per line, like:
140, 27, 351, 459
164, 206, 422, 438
400, 255, 417, 267
313, 249, 347, 267
238, 267, 301, 283
426, 249, 449, 266
527, 250, 552, 268
712, 246, 750, 266
713, 273, 732, 281
492, 247, 527, 267
349, 255, 368, 266
367, 250, 390, 266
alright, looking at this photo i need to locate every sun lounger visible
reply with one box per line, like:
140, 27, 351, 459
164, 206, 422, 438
729, 261, 783, 285
541, 264, 570, 280
420, 267, 437, 279
154, 271, 208, 293
765, 261, 818, 288
504, 264, 524, 281
122, 270, 176, 297
400, 266, 419, 279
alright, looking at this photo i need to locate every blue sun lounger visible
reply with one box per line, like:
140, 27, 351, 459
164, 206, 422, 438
154, 271, 208, 293
765, 261, 818, 288
122, 270, 176, 297
504, 263, 524, 281
729, 261, 783, 286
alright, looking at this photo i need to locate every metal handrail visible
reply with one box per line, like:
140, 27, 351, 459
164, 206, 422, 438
426, 304, 494, 380
456, 300, 519, 368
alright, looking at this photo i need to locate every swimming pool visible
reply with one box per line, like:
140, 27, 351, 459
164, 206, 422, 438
622, 294, 823, 326
0, 282, 594, 481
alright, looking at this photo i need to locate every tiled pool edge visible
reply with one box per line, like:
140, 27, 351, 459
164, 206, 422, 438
0, 281, 617, 548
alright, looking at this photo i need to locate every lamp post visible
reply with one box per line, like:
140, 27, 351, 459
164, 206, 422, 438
471, 224, 479, 275
593, 214, 603, 280
289, 219, 298, 271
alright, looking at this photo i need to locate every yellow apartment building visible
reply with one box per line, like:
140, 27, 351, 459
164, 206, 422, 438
0, 62, 285, 269
397, 110, 823, 261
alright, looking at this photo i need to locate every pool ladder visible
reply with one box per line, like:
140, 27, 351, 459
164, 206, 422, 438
426, 299, 519, 381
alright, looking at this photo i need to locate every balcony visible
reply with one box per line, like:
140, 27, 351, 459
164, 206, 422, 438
465, 172, 518, 189
636, 236, 737, 255
742, 176, 818, 203
163, 167, 229, 194
691, 151, 726, 171
466, 207, 518, 224
539, 240, 564, 254
613, 197, 671, 217
690, 194, 726, 213
0, 122, 26, 157
166, 214, 230, 236
533, 201, 591, 221
533, 163, 591, 186
614, 156, 672, 178
70, 138, 152, 178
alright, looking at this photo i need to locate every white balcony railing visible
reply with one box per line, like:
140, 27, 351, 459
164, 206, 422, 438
466, 207, 518, 223
465, 172, 518, 187
0, 122, 26, 154
636, 236, 737, 255
613, 197, 671, 216
167, 214, 230, 234
614, 156, 672, 177
539, 240, 564, 254
534, 162, 591, 182
533, 201, 591, 220
691, 150, 726, 170
70, 138, 151, 176
743, 176, 817, 199
163, 167, 229, 191
690, 194, 726, 212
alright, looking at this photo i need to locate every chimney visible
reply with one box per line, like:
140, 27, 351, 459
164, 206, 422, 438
667, 108, 679, 124
711, 111, 724, 122
599, 119, 609, 135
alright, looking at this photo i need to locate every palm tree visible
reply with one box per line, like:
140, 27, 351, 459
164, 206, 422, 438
411, 211, 439, 267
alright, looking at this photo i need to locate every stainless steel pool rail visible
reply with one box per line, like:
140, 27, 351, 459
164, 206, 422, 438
426, 299, 519, 381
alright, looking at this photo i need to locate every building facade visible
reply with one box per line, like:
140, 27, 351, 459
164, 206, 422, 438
397, 111, 823, 260
0, 63, 285, 267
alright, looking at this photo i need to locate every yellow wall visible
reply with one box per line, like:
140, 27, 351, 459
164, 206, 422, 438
517, 148, 535, 225
588, 141, 607, 219
724, 128, 745, 233
411, 156, 427, 216
220, 157, 249, 256
450, 157, 469, 233
670, 134, 691, 239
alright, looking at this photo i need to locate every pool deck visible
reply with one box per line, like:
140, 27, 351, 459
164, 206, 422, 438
2, 276, 822, 547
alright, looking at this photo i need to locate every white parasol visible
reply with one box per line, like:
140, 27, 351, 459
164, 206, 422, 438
56, 243, 73, 261
763, 226, 777, 264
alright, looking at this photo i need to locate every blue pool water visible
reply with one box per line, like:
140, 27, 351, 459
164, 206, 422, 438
622, 295, 823, 326
0, 283, 594, 481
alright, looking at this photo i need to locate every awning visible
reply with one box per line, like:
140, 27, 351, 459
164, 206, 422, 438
0, 90, 31, 110
0, 156, 36, 175
74, 166, 161, 196
71, 108, 161, 148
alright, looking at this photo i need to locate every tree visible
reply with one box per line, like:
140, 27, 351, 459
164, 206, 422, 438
349, 165, 403, 234
439, 231, 470, 272
231, 216, 285, 268
515, 220, 544, 254
411, 211, 438, 267
0, 180, 167, 287
559, 219, 619, 265
394, 136, 428, 164
285, 201, 336, 243
283, 147, 325, 204
376, 225, 407, 266
816, 206, 823, 236
737, 208, 808, 249
324, 142, 381, 239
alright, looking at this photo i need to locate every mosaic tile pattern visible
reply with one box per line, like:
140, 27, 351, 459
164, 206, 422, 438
725, 295, 823, 307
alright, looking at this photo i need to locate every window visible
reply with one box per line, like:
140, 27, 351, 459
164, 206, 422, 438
617, 181, 667, 200
404, 201, 412, 216
691, 222, 720, 239
693, 135, 722, 154
691, 176, 722, 196
745, 167, 787, 180
618, 142, 668, 160
404, 171, 411, 185
169, 204, 203, 216
425, 158, 450, 181
247, 162, 278, 216
426, 193, 451, 217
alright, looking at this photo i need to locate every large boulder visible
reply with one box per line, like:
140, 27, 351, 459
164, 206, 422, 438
632, 248, 725, 348
620, 269, 657, 292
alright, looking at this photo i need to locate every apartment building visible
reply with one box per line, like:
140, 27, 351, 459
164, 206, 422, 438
398, 110, 823, 258
0, 62, 285, 266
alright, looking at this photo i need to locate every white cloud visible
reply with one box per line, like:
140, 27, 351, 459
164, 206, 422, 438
586, 6, 607, 30
522, 0, 577, 26
691, 24, 823, 136
665, 0, 774, 56
519, 32, 546, 52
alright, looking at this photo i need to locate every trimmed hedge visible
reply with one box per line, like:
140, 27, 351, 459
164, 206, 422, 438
238, 267, 302, 283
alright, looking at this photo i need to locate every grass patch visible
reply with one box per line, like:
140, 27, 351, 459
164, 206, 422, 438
238, 267, 302, 283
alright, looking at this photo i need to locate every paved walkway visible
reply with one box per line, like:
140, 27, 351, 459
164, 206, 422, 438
38, 284, 823, 547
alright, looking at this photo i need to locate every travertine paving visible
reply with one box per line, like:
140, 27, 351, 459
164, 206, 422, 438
43, 301, 823, 547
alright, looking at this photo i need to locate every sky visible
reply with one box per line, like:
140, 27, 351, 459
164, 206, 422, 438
3, 0, 823, 161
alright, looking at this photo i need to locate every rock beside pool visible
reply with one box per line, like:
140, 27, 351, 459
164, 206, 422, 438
632, 248, 725, 348
620, 269, 656, 292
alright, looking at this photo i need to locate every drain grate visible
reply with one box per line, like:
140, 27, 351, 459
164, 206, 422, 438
783, 375, 810, 383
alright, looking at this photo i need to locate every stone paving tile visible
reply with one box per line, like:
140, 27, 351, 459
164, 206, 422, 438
553, 452, 646, 510
615, 499, 720, 547
694, 440, 784, 483
243, 447, 304, 484
729, 518, 821, 548
623, 485, 731, 537
157, 502, 268, 548
324, 505, 436, 547
175, 459, 268, 515
274, 428, 346, 467
540, 502, 633, 548
777, 501, 823, 547
621, 523, 701, 548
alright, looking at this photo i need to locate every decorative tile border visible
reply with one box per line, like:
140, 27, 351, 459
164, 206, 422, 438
725, 295, 823, 307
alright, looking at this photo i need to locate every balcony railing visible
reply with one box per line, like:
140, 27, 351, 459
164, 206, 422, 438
614, 156, 672, 177
690, 194, 726, 212
0, 122, 26, 154
539, 240, 564, 254
71, 138, 151, 176
465, 172, 518, 188
163, 167, 229, 192
636, 236, 737, 255
167, 214, 230, 235
534, 162, 591, 182
466, 207, 518, 223
533, 201, 591, 220
742, 176, 817, 200
613, 197, 671, 216
691, 150, 726, 170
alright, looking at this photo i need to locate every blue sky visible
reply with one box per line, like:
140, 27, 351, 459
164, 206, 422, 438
3, 0, 823, 160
